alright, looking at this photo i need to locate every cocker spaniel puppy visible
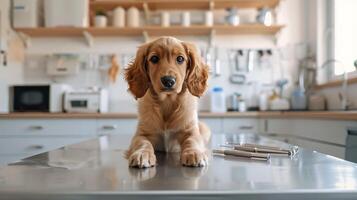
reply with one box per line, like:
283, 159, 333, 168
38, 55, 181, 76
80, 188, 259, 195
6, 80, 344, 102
125, 37, 210, 168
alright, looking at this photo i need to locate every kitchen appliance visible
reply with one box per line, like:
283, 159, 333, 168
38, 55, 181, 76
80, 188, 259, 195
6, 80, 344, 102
44, 0, 88, 27
0, 83, 9, 113
12, 0, 40, 28
11, 84, 70, 112
64, 88, 108, 113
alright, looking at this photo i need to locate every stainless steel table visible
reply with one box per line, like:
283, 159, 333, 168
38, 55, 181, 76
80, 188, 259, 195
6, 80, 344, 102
1, 133, 357, 200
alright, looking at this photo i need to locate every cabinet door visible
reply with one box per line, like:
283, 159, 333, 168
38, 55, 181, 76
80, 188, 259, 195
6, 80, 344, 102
291, 119, 356, 146
0, 119, 97, 136
266, 119, 294, 135
199, 118, 222, 134
0, 136, 89, 155
266, 119, 357, 146
96, 119, 138, 136
223, 118, 259, 134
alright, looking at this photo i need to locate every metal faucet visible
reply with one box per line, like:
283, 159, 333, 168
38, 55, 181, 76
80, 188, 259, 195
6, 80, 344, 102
321, 59, 351, 110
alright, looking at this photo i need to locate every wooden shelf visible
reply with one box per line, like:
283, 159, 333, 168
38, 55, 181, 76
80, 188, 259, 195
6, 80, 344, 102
90, 0, 280, 11
15, 25, 284, 37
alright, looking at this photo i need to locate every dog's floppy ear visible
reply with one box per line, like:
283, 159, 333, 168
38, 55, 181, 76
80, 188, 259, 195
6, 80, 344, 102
182, 42, 209, 97
125, 43, 150, 99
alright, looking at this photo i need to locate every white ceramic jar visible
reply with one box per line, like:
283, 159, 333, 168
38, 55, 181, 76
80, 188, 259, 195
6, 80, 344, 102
95, 15, 107, 27
161, 12, 170, 27
205, 11, 214, 26
181, 12, 190, 27
113, 7, 125, 27
127, 7, 139, 27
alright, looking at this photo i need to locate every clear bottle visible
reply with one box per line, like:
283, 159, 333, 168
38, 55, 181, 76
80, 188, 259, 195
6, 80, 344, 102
210, 87, 226, 113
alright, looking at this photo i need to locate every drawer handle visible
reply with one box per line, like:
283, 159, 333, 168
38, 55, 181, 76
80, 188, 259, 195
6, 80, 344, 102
102, 125, 117, 130
30, 126, 44, 130
239, 126, 254, 130
29, 145, 44, 150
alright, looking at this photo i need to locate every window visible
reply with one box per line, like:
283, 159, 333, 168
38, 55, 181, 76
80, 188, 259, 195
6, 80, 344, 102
333, 0, 357, 75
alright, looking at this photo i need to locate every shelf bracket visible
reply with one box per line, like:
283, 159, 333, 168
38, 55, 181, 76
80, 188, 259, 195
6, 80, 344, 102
142, 31, 149, 43
209, 29, 216, 47
209, 1, 215, 10
143, 3, 150, 22
83, 31, 94, 47
17, 32, 31, 48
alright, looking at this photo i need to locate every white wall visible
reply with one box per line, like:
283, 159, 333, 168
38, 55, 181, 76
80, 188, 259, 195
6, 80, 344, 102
1, 0, 309, 113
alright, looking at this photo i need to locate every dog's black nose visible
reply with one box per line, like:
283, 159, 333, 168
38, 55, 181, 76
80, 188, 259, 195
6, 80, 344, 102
161, 76, 176, 89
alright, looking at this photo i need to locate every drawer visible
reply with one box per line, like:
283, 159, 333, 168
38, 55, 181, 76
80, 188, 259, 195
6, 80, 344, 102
223, 118, 258, 134
200, 118, 223, 133
266, 119, 294, 135
97, 119, 138, 136
0, 137, 89, 155
0, 119, 97, 136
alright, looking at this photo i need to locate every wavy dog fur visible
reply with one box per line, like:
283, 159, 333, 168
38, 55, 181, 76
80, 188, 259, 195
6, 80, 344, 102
125, 37, 210, 168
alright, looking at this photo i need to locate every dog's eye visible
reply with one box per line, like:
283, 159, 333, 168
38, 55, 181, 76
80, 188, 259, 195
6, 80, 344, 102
150, 56, 160, 64
176, 56, 185, 64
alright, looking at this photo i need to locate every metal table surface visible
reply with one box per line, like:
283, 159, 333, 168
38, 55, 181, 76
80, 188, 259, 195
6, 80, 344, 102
1, 133, 357, 200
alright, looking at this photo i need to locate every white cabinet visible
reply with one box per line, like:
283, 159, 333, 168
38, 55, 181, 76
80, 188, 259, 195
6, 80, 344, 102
96, 119, 138, 136
266, 119, 357, 146
0, 137, 87, 155
0, 119, 97, 136
0, 119, 97, 163
222, 118, 259, 133
200, 118, 223, 133
264, 118, 357, 159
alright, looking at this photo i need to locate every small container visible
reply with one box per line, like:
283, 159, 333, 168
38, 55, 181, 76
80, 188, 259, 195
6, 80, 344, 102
308, 94, 326, 111
239, 100, 247, 112
205, 11, 214, 26
291, 88, 307, 110
127, 7, 140, 27
113, 7, 125, 27
95, 15, 107, 27
210, 87, 226, 113
181, 12, 190, 27
229, 93, 240, 111
161, 12, 170, 27
259, 92, 269, 111
225, 8, 240, 26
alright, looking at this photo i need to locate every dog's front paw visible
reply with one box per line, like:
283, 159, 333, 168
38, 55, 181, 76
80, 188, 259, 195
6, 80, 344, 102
128, 150, 157, 168
181, 149, 208, 167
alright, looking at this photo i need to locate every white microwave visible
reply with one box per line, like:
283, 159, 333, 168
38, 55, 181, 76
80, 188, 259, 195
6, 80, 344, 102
64, 89, 108, 113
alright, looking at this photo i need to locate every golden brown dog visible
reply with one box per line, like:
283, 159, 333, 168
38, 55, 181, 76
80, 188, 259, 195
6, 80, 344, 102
125, 37, 211, 168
